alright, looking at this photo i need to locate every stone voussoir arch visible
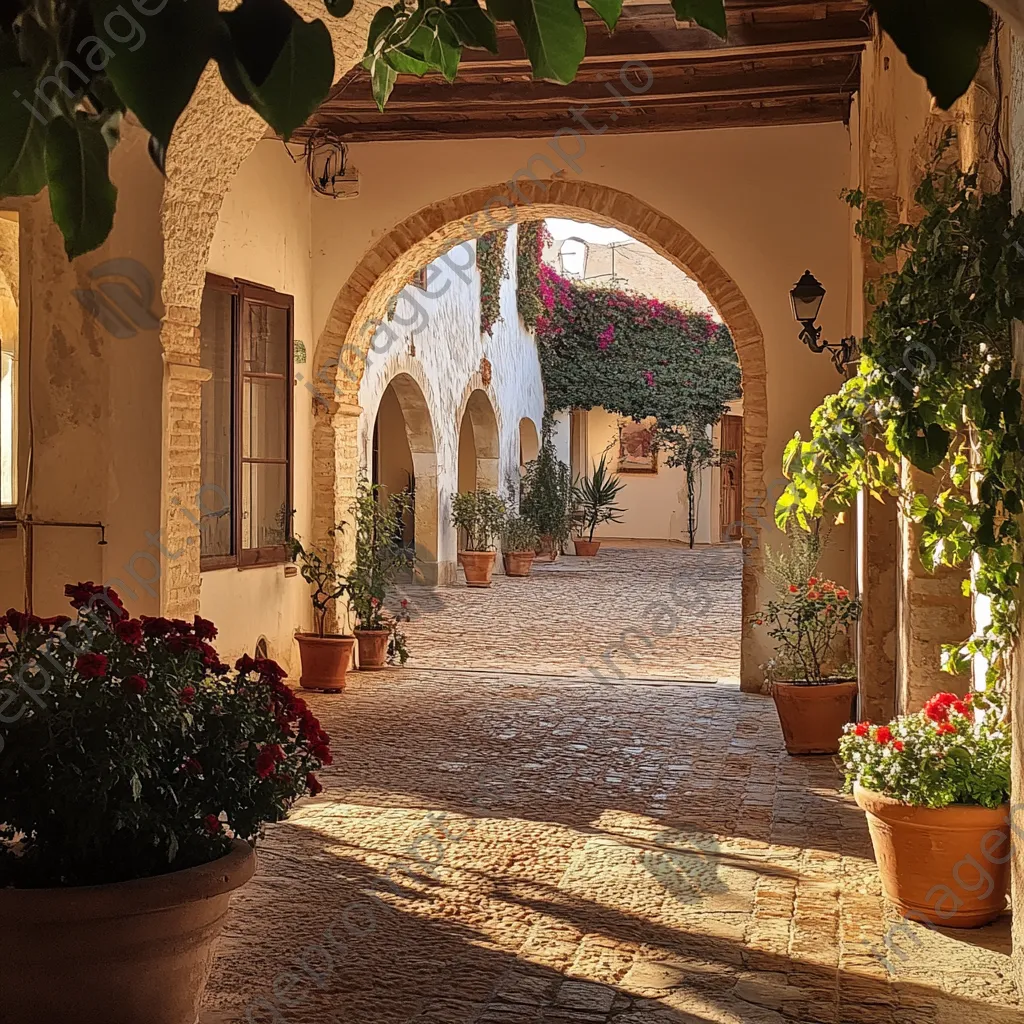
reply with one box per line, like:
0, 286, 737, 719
311, 178, 768, 687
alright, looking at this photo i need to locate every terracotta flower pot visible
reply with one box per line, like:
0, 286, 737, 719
574, 538, 601, 557
0, 840, 255, 1024
460, 550, 496, 587
770, 679, 857, 755
854, 785, 1010, 928
355, 628, 390, 670
503, 551, 535, 577
537, 534, 560, 562
296, 632, 355, 691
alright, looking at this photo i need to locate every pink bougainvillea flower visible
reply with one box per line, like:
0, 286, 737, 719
643, 370, 655, 387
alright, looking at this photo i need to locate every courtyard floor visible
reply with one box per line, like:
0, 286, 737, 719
201, 545, 1018, 1024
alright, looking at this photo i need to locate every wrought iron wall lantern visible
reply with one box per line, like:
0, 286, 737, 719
789, 270, 857, 373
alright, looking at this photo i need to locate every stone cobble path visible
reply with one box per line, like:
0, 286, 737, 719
202, 548, 1018, 1024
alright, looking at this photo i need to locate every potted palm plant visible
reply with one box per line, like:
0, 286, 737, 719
346, 478, 413, 670
451, 489, 506, 587
290, 528, 355, 691
502, 513, 539, 577
572, 454, 626, 556
0, 584, 331, 1024
840, 691, 1010, 927
521, 429, 573, 561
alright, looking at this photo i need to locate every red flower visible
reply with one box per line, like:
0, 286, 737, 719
255, 743, 286, 779
256, 658, 286, 683
807, 591, 821, 601
236, 654, 257, 675
875, 726, 892, 744
808, 577, 818, 586
203, 814, 222, 835
892, 740, 904, 752
311, 740, 333, 766
836, 588, 849, 600
937, 722, 957, 736
307, 773, 323, 796
65, 582, 127, 621
951, 700, 970, 717
114, 618, 144, 647
180, 685, 196, 705
75, 653, 108, 678
192, 615, 218, 641
924, 692, 958, 723
400, 599, 409, 609
853, 722, 870, 737
122, 674, 148, 695
6, 609, 41, 633
141, 616, 174, 637
183, 757, 203, 776
788, 584, 799, 594
39, 614, 71, 629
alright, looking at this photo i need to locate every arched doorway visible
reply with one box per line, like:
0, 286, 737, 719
311, 180, 767, 688
371, 372, 440, 585
519, 417, 540, 469
456, 388, 500, 494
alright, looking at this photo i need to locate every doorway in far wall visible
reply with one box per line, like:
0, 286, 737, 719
719, 413, 743, 541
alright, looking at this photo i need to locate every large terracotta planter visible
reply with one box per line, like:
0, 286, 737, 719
503, 551, 535, 577
355, 628, 390, 670
574, 538, 601, 557
770, 679, 857, 755
460, 550, 496, 587
0, 839, 255, 1024
537, 534, 560, 562
296, 632, 355, 691
854, 785, 1010, 928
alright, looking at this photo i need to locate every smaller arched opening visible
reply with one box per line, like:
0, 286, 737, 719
457, 389, 499, 493
372, 373, 440, 585
518, 417, 540, 470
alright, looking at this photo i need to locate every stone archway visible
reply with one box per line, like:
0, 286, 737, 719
372, 371, 440, 586
519, 417, 540, 468
310, 179, 767, 688
457, 388, 500, 494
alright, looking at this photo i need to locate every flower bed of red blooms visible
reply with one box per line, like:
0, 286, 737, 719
839, 690, 1010, 808
0, 583, 331, 888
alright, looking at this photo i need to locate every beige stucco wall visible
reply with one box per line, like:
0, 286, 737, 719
198, 140, 315, 674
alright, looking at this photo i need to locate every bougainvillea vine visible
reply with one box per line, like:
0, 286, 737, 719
477, 229, 509, 336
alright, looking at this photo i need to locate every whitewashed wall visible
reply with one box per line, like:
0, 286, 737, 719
357, 227, 545, 582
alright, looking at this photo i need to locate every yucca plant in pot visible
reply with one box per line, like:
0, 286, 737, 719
0, 584, 331, 1024
841, 691, 1011, 927
290, 527, 354, 691
571, 454, 626, 557
451, 489, 506, 587
521, 429, 573, 561
347, 478, 413, 670
502, 513, 539, 577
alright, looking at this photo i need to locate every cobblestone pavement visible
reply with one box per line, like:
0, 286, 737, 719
396, 544, 743, 684
202, 548, 1018, 1024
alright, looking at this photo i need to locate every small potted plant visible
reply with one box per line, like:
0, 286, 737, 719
0, 584, 331, 1024
521, 429, 573, 561
572, 454, 626, 556
290, 528, 355, 691
840, 691, 1010, 927
451, 489, 506, 587
347, 479, 413, 670
502, 513, 539, 577
751, 575, 861, 754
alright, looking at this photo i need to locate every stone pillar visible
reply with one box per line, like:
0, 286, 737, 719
896, 463, 972, 712
857, 492, 898, 721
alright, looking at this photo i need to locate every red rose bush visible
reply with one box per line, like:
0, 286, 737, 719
0, 583, 330, 887
840, 691, 1010, 808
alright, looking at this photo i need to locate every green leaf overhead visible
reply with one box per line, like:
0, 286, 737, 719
44, 115, 117, 259
869, 0, 992, 110
487, 0, 586, 84
669, 0, 727, 38
88, 0, 220, 150
446, 0, 499, 51
0, 66, 47, 196
583, 0, 623, 32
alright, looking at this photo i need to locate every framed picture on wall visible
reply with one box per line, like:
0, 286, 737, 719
618, 417, 658, 474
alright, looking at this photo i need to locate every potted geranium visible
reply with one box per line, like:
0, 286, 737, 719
752, 575, 861, 754
841, 691, 1011, 927
346, 479, 413, 670
0, 583, 330, 1024
290, 527, 355, 691
571, 454, 626, 556
502, 513, 539, 577
451, 489, 506, 587
521, 429, 573, 561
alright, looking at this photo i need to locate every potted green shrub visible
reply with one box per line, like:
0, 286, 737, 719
347, 478, 413, 670
751, 574, 861, 754
840, 691, 1010, 927
0, 584, 331, 1024
521, 429, 573, 561
290, 527, 355, 691
451, 489, 506, 587
502, 513, 539, 577
571, 454, 626, 556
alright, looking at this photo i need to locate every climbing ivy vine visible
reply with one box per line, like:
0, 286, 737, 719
477, 228, 508, 336
516, 220, 548, 331
777, 144, 1024, 690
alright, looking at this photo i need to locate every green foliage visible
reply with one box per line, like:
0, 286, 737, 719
289, 527, 349, 637
659, 424, 725, 549
777, 143, 1024, 691
520, 427, 573, 549
346, 477, 412, 631
516, 220, 548, 331
840, 691, 1010, 808
451, 488, 506, 550
0, 585, 331, 887
477, 228, 508, 336
764, 523, 825, 594
502, 511, 539, 552
752, 577, 861, 685
572, 453, 625, 542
